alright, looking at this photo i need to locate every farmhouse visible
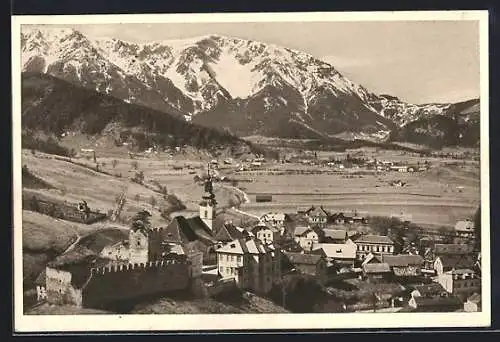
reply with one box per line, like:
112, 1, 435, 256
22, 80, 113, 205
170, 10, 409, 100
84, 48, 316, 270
283, 251, 327, 284
353, 234, 395, 260
215, 237, 281, 295
293, 226, 320, 251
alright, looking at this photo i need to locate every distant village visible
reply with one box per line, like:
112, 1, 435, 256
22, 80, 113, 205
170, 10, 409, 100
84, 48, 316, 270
33, 165, 481, 314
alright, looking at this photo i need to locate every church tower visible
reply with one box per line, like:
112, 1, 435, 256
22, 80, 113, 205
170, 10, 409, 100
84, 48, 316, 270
199, 163, 217, 231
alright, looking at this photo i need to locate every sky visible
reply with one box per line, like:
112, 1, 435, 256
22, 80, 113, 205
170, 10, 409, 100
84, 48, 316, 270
65, 21, 480, 104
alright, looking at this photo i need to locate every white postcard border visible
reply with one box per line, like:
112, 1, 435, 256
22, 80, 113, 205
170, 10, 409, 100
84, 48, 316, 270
12, 10, 491, 332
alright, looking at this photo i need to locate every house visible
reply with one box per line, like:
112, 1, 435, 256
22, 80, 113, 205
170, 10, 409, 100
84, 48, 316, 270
260, 212, 286, 228
252, 222, 281, 245
294, 226, 320, 251
381, 254, 424, 277
436, 268, 481, 301
312, 241, 356, 268
433, 254, 477, 276
215, 236, 281, 294
454, 219, 475, 238
283, 251, 327, 284
362, 263, 391, 280
464, 293, 481, 312
303, 205, 330, 227
353, 234, 394, 260
322, 229, 349, 244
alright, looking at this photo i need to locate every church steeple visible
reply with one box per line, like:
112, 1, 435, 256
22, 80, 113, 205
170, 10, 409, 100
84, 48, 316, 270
200, 163, 217, 230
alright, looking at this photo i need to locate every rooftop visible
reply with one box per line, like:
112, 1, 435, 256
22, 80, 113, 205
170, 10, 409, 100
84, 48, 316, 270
216, 237, 272, 255
294, 226, 313, 237
382, 254, 424, 267
313, 243, 356, 260
284, 252, 323, 265
362, 263, 391, 274
354, 234, 394, 245
413, 283, 447, 296
322, 229, 348, 241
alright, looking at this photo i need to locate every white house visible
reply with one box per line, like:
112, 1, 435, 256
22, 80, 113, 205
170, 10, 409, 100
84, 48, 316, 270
294, 226, 319, 251
216, 237, 280, 294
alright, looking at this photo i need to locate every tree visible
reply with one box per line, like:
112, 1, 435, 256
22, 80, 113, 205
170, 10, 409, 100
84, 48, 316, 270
131, 209, 151, 231
132, 171, 144, 184
149, 195, 157, 208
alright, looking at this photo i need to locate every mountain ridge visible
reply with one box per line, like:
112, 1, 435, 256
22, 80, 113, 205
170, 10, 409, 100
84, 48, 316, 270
21, 26, 480, 146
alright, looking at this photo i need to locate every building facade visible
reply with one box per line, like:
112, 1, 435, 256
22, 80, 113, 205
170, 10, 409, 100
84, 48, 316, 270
294, 227, 320, 251
353, 234, 394, 260
216, 237, 281, 294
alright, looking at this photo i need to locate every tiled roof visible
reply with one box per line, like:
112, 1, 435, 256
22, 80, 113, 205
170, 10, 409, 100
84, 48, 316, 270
354, 234, 394, 245
284, 252, 323, 265
414, 295, 463, 308
323, 229, 348, 241
362, 262, 391, 274
438, 255, 476, 269
382, 254, 424, 267
413, 283, 447, 296
307, 206, 329, 217
294, 226, 313, 236
216, 238, 272, 255
313, 243, 356, 260
434, 244, 474, 255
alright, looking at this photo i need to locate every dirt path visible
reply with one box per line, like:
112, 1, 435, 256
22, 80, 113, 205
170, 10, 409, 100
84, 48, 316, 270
61, 233, 81, 255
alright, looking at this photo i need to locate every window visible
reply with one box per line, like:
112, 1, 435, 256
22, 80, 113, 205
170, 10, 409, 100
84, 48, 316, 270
237, 256, 242, 263
204, 210, 208, 218
226, 267, 231, 274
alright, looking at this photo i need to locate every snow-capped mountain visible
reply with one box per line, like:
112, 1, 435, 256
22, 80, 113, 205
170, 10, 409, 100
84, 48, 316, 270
20, 26, 474, 140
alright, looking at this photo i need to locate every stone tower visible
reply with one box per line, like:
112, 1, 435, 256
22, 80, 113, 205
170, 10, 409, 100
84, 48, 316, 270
129, 228, 149, 264
199, 163, 217, 231
128, 210, 152, 264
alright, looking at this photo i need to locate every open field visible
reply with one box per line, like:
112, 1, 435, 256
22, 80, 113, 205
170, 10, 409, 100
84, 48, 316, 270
21, 145, 480, 230
233, 160, 480, 228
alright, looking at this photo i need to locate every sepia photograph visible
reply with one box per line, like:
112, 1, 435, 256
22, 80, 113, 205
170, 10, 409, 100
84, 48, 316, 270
12, 10, 490, 332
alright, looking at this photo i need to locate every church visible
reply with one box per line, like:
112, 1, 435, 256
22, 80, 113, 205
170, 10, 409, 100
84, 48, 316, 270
163, 166, 253, 264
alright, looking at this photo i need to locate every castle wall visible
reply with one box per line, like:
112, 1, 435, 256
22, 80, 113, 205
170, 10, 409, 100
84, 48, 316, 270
82, 260, 190, 309
148, 228, 164, 261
